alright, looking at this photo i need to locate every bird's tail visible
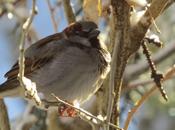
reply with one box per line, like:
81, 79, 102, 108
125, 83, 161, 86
0, 80, 20, 98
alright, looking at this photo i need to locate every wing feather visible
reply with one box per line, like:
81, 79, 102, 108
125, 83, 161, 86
3, 32, 65, 84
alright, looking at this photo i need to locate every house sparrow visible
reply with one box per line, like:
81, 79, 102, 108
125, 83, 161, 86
0, 21, 111, 106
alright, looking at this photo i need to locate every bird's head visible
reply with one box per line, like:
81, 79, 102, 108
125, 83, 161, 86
63, 21, 100, 48
64, 21, 100, 39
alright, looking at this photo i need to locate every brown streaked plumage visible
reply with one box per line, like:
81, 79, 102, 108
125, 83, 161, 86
0, 21, 111, 105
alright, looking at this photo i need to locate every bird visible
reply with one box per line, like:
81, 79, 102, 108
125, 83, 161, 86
0, 21, 111, 108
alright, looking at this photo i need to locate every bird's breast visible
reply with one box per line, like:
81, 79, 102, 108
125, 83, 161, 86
30, 45, 110, 104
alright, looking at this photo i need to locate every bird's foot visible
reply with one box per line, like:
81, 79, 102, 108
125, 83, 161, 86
58, 103, 77, 117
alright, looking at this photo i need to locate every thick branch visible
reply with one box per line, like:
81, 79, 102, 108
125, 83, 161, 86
129, 0, 170, 54
0, 99, 10, 130
62, 0, 76, 24
107, 0, 173, 129
107, 0, 131, 129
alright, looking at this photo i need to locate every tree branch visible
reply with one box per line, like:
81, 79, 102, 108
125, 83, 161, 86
43, 94, 122, 130
127, 75, 175, 89
62, 0, 76, 24
107, 0, 174, 129
107, 0, 131, 129
125, 42, 175, 80
0, 0, 23, 18
18, 0, 41, 105
129, 0, 170, 54
46, 0, 58, 32
124, 64, 175, 130
0, 99, 10, 130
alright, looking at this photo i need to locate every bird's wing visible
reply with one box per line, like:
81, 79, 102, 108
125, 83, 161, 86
4, 32, 65, 82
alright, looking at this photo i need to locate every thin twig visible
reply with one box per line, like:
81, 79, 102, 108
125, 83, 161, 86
125, 42, 175, 80
62, 0, 76, 24
106, 15, 116, 129
18, 0, 41, 105
0, 0, 23, 17
50, 93, 122, 130
127, 75, 175, 89
146, 6, 161, 34
4, 2, 26, 24
142, 41, 168, 101
124, 65, 175, 130
0, 99, 10, 130
46, 0, 58, 32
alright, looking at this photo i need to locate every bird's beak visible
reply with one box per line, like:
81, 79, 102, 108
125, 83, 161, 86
88, 29, 100, 39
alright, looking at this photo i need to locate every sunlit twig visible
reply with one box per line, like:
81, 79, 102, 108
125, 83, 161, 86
124, 65, 175, 130
18, 0, 41, 105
